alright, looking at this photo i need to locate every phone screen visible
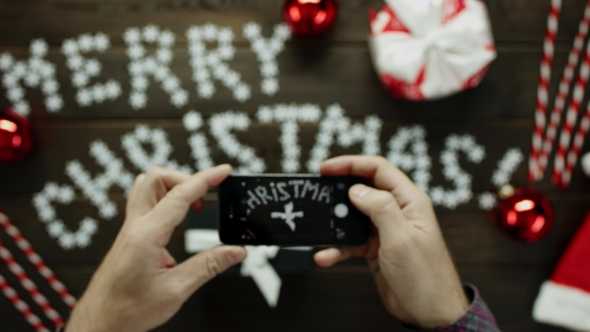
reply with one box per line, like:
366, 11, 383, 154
218, 175, 370, 246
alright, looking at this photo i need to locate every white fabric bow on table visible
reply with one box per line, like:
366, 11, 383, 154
369, 0, 496, 100
185, 229, 311, 308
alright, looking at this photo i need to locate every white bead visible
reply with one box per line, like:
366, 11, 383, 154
30, 39, 48, 57
183, 111, 203, 131
78, 34, 94, 52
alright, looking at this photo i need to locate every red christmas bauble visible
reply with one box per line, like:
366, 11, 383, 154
283, 0, 338, 36
496, 187, 554, 242
0, 109, 33, 163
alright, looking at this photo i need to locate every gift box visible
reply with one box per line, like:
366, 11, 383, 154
369, 0, 497, 101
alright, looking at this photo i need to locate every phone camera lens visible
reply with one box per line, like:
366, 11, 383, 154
334, 203, 349, 218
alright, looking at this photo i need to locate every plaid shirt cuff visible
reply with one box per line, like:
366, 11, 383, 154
403, 284, 500, 332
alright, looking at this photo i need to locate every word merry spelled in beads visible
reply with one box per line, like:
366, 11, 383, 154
31, 102, 524, 250
0, 22, 291, 116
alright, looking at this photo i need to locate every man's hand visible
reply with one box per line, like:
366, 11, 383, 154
315, 156, 469, 329
66, 165, 247, 332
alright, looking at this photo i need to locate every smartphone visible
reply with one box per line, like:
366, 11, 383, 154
218, 174, 371, 246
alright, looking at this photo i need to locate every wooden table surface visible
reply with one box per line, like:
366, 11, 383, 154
1, 0, 589, 331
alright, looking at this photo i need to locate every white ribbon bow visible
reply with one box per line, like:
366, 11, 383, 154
185, 229, 311, 308
369, 0, 496, 99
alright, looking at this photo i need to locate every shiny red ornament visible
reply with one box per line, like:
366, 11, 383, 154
496, 187, 554, 243
0, 109, 33, 163
282, 0, 338, 36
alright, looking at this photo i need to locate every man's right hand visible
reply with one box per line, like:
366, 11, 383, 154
315, 156, 469, 329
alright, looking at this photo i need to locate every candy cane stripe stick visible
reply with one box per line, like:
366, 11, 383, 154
561, 103, 590, 186
537, 1, 590, 178
553, 40, 590, 186
0, 241, 65, 327
0, 274, 50, 332
528, 0, 563, 181
0, 212, 76, 309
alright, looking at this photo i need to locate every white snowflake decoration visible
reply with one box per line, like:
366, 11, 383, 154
429, 134, 486, 210
242, 22, 291, 96
257, 104, 322, 173
121, 124, 193, 173
386, 125, 432, 193
32, 183, 98, 250
478, 192, 497, 211
209, 111, 266, 174
307, 104, 382, 172
124, 25, 189, 109
492, 148, 524, 188
62, 33, 121, 107
0, 39, 63, 115
183, 110, 214, 171
186, 24, 251, 102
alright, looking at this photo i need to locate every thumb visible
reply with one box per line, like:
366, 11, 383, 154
349, 184, 408, 240
172, 245, 247, 295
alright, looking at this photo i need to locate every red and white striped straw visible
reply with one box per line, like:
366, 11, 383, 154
528, 0, 563, 181
561, 101, 590, 186
537, 1, 590, 179
0, 212, 76, 309
0, 274, 50, 332
0, 241, 65, 327
552, 39, 590, 187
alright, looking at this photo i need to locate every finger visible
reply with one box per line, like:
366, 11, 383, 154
149, 164, 232, 233
349, 184, 408, 237
314, 246, 367, 267
125, 173, 146, 218
162, 250, 177, 268
130, 167, 192, 218
171, 245, 247, 295
320, 155, 422, 209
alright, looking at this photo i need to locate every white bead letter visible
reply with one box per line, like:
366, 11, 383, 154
209, 111, 266, 174
65, 141, 134, 220
386, 126, 432, 193
186, 24, 251, 102
124, 25, 189, 110
183, 110, 214, 171
62, 33, 122, 107
257, 104, 322, 173
243, 22, 291, 96
121, 124, 193, 173
307, 104, 382, 172
429, 134, 485, 210
0, 39, 63, 115
32, 183, 98, 250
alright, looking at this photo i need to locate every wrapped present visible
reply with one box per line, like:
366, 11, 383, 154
369, 0, 497, 101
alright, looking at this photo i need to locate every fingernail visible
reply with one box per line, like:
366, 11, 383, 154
215, 164, 232, 172
226, 246, 247, 265
315, 248, 336, 261
350, 184, 370, 198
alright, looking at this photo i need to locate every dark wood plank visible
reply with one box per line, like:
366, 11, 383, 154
0, 0, 586, 45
